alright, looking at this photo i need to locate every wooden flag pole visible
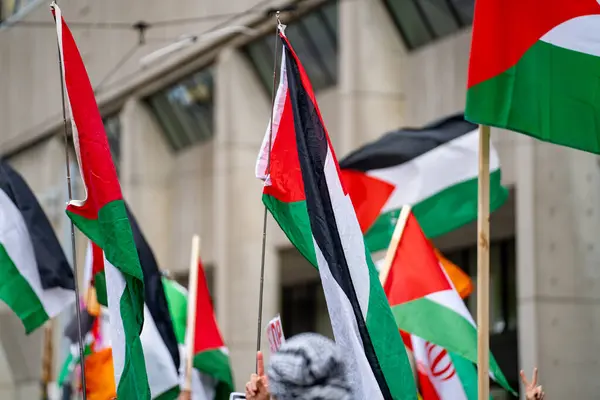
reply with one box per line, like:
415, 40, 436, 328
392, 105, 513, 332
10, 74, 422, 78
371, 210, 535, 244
182, 235, 201, 397
41, 322, 54, 400
477, 124, 491, 399
378, 205, 412, 286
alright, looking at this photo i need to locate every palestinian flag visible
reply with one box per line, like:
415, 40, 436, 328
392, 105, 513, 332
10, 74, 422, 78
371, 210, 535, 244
53, 4, 149, 398
0, 160, 75, 333
256, 31, 417, 399
383, 210, 514, 394
466, 0, 600, 154
163, 264, 234, 400
340, 114, 508, 253
84, 241, 181, 400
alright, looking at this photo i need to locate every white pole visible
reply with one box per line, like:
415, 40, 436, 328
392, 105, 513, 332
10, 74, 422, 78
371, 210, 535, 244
182, 235, 201, 394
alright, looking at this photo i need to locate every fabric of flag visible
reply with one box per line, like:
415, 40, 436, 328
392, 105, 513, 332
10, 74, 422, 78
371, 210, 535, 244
52, 4, 149, 399
383, 211, 514, 394
83, 239, 181, 400
406, 257, 478, 400
465, 0, 600, 154
340, 114, 508, 253
163, 271, 234, 400
0, 160, 75, 333
255, 31, 416, 400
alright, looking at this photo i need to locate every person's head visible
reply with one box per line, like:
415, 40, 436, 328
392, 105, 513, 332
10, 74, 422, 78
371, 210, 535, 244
267, 333, 351, 400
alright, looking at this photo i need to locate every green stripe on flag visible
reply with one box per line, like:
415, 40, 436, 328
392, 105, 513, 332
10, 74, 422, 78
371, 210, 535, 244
448, 352, 479, 400
0, 244, 49, 333
466, 40, 600, 155
154, 386, 180, 400
366, 170, 508, 252
263, 195, 317, 266
67, 199, 149, 399
392, 297, 515, 395
193, 349, 234, 392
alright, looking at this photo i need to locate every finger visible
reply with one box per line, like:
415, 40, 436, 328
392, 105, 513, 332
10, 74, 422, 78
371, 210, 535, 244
532, 368, 538, 386
257, 351, 265, 376
519, 370, 529, 386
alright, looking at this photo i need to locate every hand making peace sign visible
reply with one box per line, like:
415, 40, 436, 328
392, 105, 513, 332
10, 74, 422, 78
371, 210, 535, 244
520, 368, 545, 400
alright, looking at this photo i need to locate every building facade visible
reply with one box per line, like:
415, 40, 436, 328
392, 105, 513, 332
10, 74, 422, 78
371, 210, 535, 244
0, 0, 599, 398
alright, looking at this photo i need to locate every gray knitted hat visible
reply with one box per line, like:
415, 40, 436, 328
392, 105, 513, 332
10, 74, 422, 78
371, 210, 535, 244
267, 333, 351, 400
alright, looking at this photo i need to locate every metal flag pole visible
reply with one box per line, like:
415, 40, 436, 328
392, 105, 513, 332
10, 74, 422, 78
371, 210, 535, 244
256, 11, 282, 370
52, 2, 88, 397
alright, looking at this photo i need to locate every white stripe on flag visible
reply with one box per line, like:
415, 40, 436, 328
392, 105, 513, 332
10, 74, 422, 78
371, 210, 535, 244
104, 257, 127, 386
0, 190, 74, 317
368, 129, 501, 214
313, 148, 384, 398
141, 306, 179, 397
412, 336, 468, 400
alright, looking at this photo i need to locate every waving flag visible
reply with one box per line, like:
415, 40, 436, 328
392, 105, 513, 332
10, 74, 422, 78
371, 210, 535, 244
163, 269, 234, 400
383, 210, 514, 394
52, 4, 149, 398
0, 160, 74, 333
340, 114, 508, 252
466, 0, 600, 154
256, 30, 416, 400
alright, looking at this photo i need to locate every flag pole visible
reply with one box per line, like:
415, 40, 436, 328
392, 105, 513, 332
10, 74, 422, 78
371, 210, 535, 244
378, 205, 411, 286
477, 124, 491, 398
51, 2, 88, 397
182, 235, 201, 396
41, 322, 54, 400
256, 11, 282, 366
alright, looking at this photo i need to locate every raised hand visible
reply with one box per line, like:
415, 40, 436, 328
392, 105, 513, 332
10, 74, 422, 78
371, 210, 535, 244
520, 368, 545, 400
245, 351, 270, 400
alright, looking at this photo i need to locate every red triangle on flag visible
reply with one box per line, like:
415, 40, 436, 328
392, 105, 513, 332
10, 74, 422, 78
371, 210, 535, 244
193, 260, 224, 354
341, 170, 395, 233
384, 212, 451, 306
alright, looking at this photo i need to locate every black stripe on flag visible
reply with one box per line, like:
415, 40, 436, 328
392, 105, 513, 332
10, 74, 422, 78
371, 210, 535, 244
64, 308, 95, 344
283, 40, 393, 400
0, 160, 75, 291
339, 113, 477, 172
126, 205, 181, 372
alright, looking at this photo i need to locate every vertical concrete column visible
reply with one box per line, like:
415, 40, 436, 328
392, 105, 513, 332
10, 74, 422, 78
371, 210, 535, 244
213, 48, 280, 390
120, 98, 174, 268
516, 137, 600, 398
338, 0, 405, 155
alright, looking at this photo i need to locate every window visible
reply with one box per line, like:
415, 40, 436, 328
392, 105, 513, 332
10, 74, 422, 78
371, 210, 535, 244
0, 0, 37, 23
382, 0, 474, 50
103, 115, 121, 176
243, 1, 338, 94
444, 238, 517, 334
281, 280, 333, 339
146, 67, 214, 152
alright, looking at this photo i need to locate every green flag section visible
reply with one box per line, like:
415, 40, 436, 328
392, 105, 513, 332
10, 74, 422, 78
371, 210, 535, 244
163, 275, 234, 400
0, 161, 75, 334
340, 114, 508, 253
53, 4, 149, 399
466, 0, 600, 154
256, 31, 417, 400
384, 211, 515, 395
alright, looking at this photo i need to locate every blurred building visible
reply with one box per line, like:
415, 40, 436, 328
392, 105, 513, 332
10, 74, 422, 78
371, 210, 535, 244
1, 0, 599, 398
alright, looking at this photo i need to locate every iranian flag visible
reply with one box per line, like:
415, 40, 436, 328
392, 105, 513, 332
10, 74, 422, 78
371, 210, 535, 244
340, 114, 508, 253
383, 210, 514, 395
53, 4, 149, 399
162, 264, 234, 400
0, 160, 75, 333
256, 31, 417, 399
466, 0, 600, 154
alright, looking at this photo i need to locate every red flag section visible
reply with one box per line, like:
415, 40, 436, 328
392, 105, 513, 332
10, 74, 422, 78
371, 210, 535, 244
193, 260, 224, 354
340, 170, 395, 233
54, 10, 123, 221
468, 0, 600, 88
383, 212, 451, 306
